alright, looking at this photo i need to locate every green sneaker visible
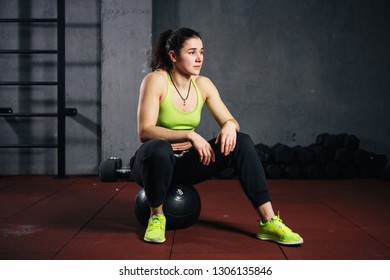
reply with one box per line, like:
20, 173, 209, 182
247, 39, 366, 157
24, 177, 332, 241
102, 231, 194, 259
257, 212, 303, 245
144, 214, 166, 243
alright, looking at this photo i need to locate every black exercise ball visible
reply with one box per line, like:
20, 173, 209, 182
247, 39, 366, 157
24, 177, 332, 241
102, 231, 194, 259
134, 184, 201, 230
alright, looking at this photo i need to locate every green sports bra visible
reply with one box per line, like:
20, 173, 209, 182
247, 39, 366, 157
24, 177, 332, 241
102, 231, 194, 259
157, 73, 204, 130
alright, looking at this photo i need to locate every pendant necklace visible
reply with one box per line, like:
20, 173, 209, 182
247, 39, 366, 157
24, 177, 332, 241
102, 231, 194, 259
171, 76, 191, 106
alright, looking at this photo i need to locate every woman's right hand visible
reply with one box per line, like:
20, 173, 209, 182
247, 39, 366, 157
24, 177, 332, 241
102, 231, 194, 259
188, 131, 215, 165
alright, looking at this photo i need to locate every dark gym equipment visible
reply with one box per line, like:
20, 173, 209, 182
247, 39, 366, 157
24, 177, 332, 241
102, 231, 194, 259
323, 162, 341, 179
255, 143, 273, 163
343, 134, 360, 151
341, 164, 359, 179
354, 150, 388, 178
283, 164, 302, 179
307, 144, 332, 165
272, 143, 294, 165
334, 147, 354, 164
265, 163, 282, 179
253, 132, 388, 180
303, 163, 322, 179
134, 184, 201, 230
372, 154, 388, 168
291, 145, 314, 165
317, 133, 345, 150
99, 157, 132, 182
316, 133, 329, 145
381, 165, 390, 181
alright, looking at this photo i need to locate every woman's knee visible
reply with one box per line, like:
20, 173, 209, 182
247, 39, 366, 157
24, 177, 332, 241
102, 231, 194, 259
236, 132, 254, 147
142, 139, 174, 163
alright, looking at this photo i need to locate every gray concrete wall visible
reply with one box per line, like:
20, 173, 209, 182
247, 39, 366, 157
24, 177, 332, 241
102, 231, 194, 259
154, 0, 390, 157
1, 0, 389, 175
101, 0, 152, 165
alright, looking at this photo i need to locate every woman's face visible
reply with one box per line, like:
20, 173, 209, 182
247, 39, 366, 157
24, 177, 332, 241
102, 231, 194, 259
172, 37, 204, 76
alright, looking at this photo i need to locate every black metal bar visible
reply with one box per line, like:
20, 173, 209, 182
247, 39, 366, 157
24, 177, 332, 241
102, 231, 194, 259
0, 108, 13, 114
0, 144, 58, 148
0, 50, 57, 54
0, 113, 58, 117
57, 0, 66, 179
0, 108, 77, 117
0, 81, 58, 86
0, 18, 58, 23
65, 108, 78, 116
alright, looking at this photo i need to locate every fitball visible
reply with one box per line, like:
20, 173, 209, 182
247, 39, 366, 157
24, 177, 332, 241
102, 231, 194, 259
134, 185, 201, 230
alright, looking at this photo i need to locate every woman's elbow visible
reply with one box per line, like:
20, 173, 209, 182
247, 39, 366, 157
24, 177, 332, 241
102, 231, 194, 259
138, 134, 149, 143
138, 127, 154, 143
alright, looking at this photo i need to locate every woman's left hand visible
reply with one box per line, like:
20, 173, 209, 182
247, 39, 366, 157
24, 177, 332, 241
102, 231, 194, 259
215, 120, 237, 156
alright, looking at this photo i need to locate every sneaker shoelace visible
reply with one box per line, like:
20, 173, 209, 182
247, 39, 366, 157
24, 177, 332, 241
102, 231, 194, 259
150, 215, 164, 229
271, 212, 292, 233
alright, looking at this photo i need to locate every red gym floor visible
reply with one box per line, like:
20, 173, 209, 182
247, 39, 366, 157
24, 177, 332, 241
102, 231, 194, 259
0, 175, 389, 260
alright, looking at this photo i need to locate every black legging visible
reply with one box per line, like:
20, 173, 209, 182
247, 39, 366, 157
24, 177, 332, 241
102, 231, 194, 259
130, 132, 271, 209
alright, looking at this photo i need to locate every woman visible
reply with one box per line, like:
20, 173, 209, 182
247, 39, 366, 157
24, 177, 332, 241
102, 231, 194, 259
130, 27, 303, 245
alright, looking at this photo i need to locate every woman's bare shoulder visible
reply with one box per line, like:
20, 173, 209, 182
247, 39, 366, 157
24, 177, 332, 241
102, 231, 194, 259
193, 75, 212, 84
142, 70, 167, 85
140, 70, 168, 101
144, 70, 167, 81
193, 75, 217, 95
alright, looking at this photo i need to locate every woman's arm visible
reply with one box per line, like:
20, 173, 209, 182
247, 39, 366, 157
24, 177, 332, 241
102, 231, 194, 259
196, 76, 240, 156
137, 72, 192, 143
